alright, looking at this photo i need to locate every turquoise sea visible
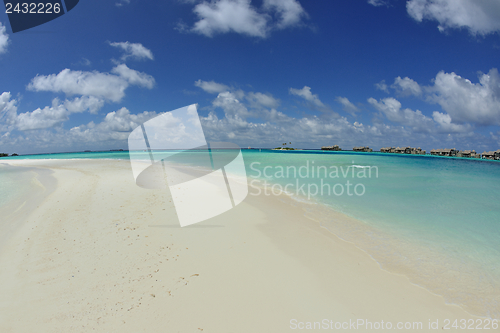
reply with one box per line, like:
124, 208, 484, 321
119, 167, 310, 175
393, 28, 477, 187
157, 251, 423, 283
0, 163, 38, 209
2, 150, 500, 317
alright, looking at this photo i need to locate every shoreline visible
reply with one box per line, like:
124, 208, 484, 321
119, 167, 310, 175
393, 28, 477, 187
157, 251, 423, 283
248, 177, 500, 319
3, 149, 500, 164
0, 158, 488, 331
0, 162, 56, 253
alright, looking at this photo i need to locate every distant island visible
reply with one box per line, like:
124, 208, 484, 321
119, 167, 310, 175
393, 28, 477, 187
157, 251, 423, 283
273, 142, 295, 150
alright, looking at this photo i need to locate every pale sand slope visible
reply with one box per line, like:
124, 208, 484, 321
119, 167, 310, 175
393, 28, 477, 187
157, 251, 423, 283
0, 159, 480, 333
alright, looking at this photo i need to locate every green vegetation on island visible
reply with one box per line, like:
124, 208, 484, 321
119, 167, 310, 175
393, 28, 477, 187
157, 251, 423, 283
273, 142, 295, 150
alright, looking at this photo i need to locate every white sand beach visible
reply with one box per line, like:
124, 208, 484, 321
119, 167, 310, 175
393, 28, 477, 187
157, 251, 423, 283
0, 159, 480, 332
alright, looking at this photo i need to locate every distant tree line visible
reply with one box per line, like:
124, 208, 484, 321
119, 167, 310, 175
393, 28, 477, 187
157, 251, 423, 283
0, 153, 18, 157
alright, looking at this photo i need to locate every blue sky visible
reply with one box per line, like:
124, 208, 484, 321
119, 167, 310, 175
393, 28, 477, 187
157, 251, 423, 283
1, 0, 500, 154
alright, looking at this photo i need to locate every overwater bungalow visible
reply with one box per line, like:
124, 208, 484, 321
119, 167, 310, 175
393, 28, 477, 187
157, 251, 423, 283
381, 147, 425, 155
380, 147, 395, 153
456, 150, 481, 158
482, 150, 500, 160
430, 148, 458, 157
395, 147, 406, 154
353, 146, 373, 152
321, 145, 341, 151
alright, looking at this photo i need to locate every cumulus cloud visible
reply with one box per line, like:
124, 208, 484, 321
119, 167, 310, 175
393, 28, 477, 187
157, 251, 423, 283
27, 65, 155, 103
201, 105, 369, 146
368, 97, 436, 132
11, 108, 159, 152
0, 85, 488, 154
191, 0, 269, 37
194, 80, 279, 109
111, 64, 155, 88
368, 96, 474, 134
246, 92, 280, 109
16, 100, 69, 131
187, 0, 308, 38
263, 0, 308, 29
335, 96, 359, 116
56, 108, 158, 147
109, 41, 154, 61
0, 92, 18, 132
406, 0, 500, 35
375, 80, 389, 93
0, 22, 9, 54
289, 86, 325, 108
6, 96, 105, 131
63, 96, 104, 114
427, 68, 500, 125
194, 79, 230, 94
212, 91, 252, 119
432, 111, 472, 133
392, 76, 422, 96
376, 68, 500, 128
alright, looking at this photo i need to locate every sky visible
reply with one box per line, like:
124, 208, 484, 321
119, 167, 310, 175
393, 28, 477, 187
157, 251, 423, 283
1, 0, 500, 154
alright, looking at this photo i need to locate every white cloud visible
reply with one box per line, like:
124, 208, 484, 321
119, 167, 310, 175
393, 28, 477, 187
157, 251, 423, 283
0, 84, 489, 154
263, 0, 308, 29
335, 96, 359, 116
63, 96, 104, 114
375, 80, 389, 93
61, 108, 158, 145
289, 86, 325, 108
109, 41, 154, 61
427, 68, 500, 125
93, 107, 156, 133
406, 0, 500, 35
368, 0, 389, 7
16, 99, 69, 131
246, 92, 280, 109
392, 76, 422, 96
0, 22, 9, 54
368, 97, 438, 132
195, 80, 279, 110
432, 111, 472, 133
369, 96, 474, 134
0, 92, 18, 132
212, 91, 251, 119
116, 0, 130, 7
111, 64, 155, 89
191, 0, 269, 37
187, 0, 307, 38
27, 65, 155, 103
194, 79, 230, 94
9, 96, 105, 131
78, 58, 92, 66
10, 108, 159, 152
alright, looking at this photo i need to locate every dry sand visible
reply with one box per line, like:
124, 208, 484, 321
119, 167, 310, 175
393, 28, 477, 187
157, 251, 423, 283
0, 159, 482, 332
